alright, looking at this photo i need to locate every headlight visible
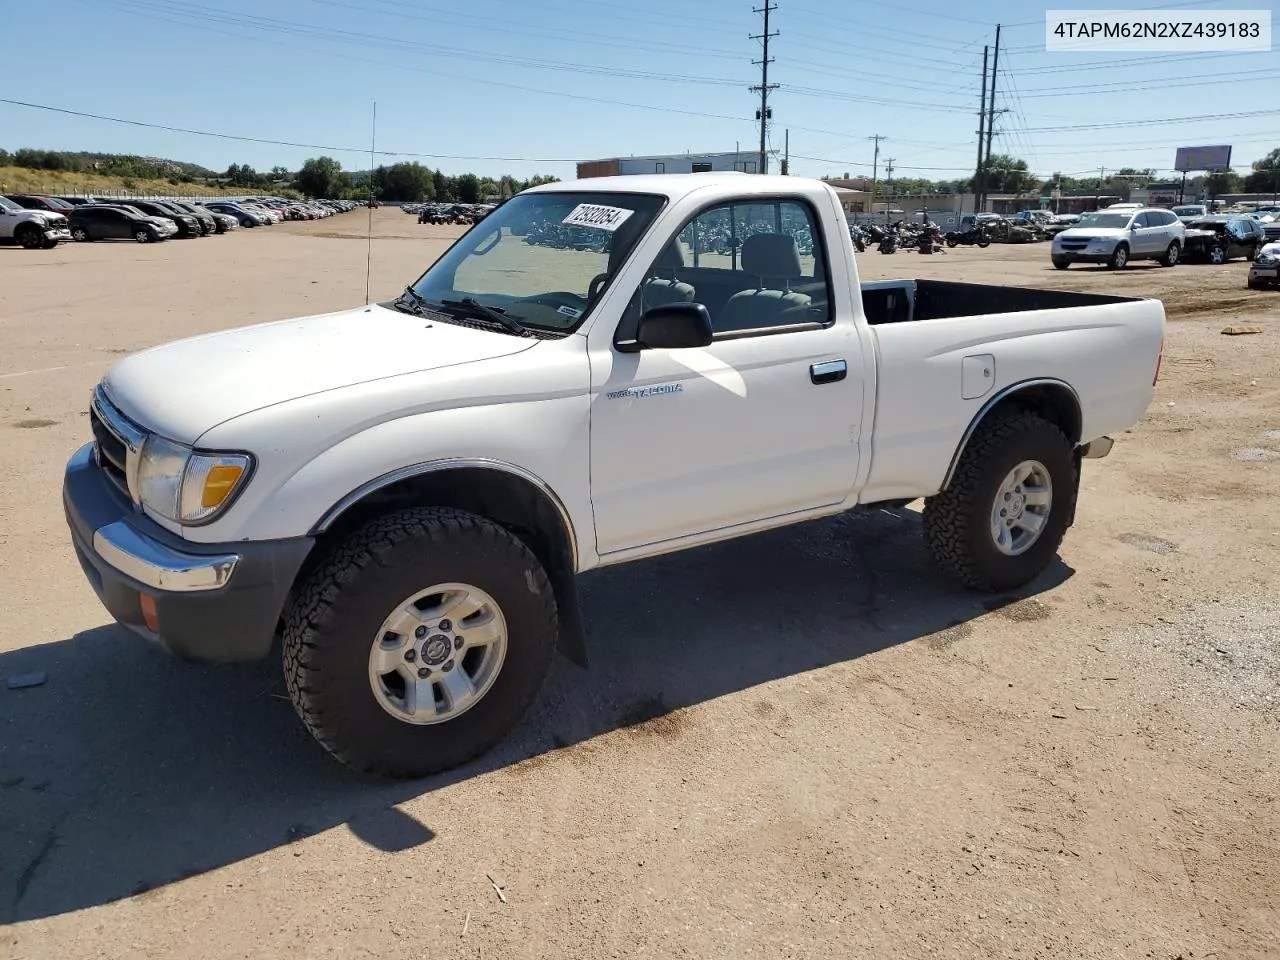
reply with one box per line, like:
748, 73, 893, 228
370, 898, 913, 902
137, 434, 252, 523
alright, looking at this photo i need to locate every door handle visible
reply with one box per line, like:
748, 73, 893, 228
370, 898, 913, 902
810, 359, 847, 385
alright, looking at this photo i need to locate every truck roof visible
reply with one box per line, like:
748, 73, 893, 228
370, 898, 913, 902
524, 172, 835, 203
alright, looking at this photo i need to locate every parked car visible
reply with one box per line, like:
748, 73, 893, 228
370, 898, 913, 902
1182, 216, 1266, 265
7, 194, 79, 217
68, 204, 174, 243
164, 201, 218, 236
202, 201, 267, 227
1051, 207, 1184, 269
52, 195, 101, 207
63, 172, 1167, 778
1248, 241, 1280, 289
0, 194, 71, 248
120, 199, 203, 238
1171, 204, 1208, 224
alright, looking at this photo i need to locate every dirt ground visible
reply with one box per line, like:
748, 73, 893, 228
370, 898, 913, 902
1, 208, 1278, 959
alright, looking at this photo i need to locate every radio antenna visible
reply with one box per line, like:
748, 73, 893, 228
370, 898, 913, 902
365, 99, 376, 305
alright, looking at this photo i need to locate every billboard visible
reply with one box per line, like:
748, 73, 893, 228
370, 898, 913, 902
1174, 145, 1232, 173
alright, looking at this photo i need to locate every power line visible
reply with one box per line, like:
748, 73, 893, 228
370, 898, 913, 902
1022, 108, 1280, 133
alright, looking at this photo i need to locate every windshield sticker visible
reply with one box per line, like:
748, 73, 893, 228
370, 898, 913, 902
561, 203, 634, 232
557, 304, 584, 320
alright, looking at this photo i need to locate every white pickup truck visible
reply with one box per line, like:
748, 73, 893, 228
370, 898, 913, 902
63, 173, 1165, 777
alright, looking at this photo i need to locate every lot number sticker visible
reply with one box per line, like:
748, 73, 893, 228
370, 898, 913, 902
561, 203, 634, 231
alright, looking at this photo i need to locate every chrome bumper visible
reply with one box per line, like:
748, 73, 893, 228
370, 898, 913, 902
92, 520, 239, 592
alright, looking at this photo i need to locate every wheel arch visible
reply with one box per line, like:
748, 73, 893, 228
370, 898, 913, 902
303, 459, 587, 667
941, 378, 1083, 492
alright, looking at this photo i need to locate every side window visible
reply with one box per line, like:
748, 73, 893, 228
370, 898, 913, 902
1133, 213, 1150, 228
633, 199, 831, 338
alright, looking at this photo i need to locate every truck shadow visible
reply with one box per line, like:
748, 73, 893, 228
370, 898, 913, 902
0, 507, 1072, 922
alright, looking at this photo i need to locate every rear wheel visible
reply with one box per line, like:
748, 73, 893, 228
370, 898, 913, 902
923, 412, 1076, 592
283, 507, 559, 778
1108, 244, 1129, 270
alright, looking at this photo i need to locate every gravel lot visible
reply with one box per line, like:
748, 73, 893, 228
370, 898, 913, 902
2, 210, 1277, 958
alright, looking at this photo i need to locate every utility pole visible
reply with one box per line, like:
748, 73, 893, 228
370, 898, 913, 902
1095, 166, 1105, 209
975, 45, 988, 214
750, 1, 779, 175
981, 24, 1002, 211
781, 129, 790, 175
885, 158, 896, 205
868, 133, 886, 215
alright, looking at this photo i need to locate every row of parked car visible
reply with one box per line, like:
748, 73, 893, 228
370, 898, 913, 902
405, 202, 496, 225
0, 193, 360, 248
1049, 201, 1278, 273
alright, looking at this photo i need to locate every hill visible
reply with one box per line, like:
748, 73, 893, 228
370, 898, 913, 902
0, 166, 293, 199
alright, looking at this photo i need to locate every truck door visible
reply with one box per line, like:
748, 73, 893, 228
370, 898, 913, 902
588, 196, 864, 555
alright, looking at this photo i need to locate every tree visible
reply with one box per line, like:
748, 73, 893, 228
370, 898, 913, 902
431, 169, 450, 201
972, 154, 1034, 195
1206, 168, 1240, 198
295, 156, 344, 198
379, 162, 434, 202
1114, 167, 1158, 187
269, 165, 291, 182
522, 174, 560, 190
1244, 148, 1280, 194
456, 173, 481, 203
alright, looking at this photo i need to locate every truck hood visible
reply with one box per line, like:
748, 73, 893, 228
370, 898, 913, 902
102, 303, 538, 444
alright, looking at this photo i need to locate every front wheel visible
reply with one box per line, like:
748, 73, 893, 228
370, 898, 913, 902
282, 507, 559, 778
1052, 256, 1070, 270
977, 237, 990, 248
1209, 245, 1226, 265
16, 227, 43, 250
71, 227, 91, 242
1108, 244, 1129, 270
1160, 241, 1180, 267
923, 412, 1076, 592
135, 229, 152, 243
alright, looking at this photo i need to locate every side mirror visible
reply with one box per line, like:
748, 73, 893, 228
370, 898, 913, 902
634, 302, 713, 350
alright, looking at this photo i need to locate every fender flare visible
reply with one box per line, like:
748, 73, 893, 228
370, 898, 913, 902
940, 378, 1082, 492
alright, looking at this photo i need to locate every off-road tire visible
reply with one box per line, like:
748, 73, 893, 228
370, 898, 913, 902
923, 412, 1076, 592
1159, 241, 1180, 267
282, 507, 558, 779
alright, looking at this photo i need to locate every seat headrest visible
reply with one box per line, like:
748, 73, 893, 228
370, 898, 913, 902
653, 242, 685, 271
740, 233, 803, 279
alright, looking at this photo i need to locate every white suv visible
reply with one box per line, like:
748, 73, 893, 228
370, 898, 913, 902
1052, 207, 1185, 270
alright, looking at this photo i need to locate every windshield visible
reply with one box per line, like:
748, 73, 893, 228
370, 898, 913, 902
408, 190, 666, 333
1172, 206, 1203, 216
1075, 213, 1133, 229
0, 196, 20, 212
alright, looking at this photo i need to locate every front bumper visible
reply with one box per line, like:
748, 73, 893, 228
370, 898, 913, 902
1053, 248, 1114, 263
1249, 263, 1279, 285
62, 442, 314, 662
45, 227, 71, 241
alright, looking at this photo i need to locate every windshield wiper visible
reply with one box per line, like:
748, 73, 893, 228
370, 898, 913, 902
395, 285, 430, 316
439, 297, 529, 337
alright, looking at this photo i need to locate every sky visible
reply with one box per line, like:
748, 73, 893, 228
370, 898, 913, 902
2, 0, 1278, 185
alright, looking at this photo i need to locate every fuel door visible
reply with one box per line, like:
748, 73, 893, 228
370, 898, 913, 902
962, 354, 995, 401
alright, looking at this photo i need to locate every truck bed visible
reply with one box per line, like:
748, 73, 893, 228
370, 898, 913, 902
861, 279, 1138, 326
855, 279, 1165, 506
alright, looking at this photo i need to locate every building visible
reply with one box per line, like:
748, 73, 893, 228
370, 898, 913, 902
576, 151, 760, 179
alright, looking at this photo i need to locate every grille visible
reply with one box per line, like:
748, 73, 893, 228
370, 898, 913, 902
89, 389, 145, 501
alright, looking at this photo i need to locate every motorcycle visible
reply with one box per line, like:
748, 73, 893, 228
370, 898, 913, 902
917, 223, 946, 254
944, 226, 991, 248
878, 229, 899, 254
